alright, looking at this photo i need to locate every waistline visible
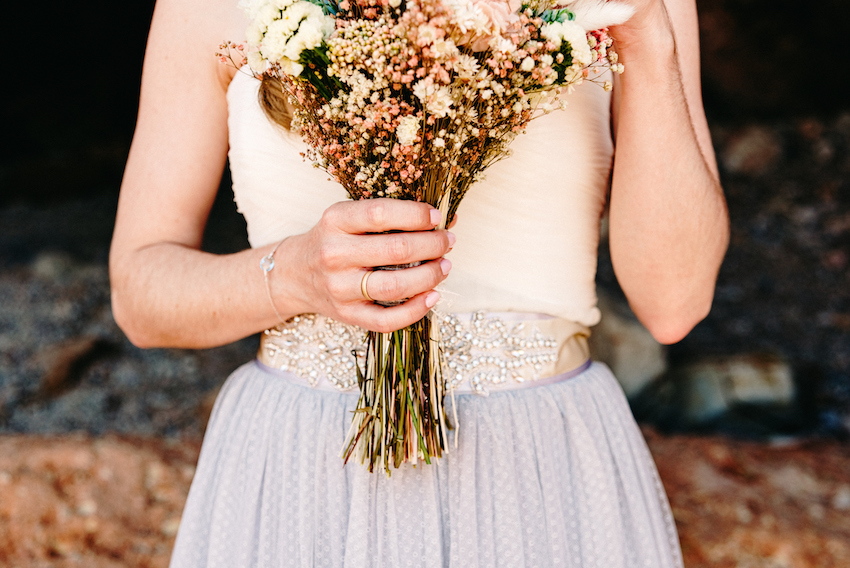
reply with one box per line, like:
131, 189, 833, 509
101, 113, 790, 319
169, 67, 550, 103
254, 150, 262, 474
257, 311, 591, 395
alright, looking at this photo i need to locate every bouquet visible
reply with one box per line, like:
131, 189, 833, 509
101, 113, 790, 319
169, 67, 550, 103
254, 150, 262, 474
221, 0, 633, 474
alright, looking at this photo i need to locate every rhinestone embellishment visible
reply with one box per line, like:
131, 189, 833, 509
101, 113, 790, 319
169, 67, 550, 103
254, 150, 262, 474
261, 312, 559, 394
440, 312, 559, 395
262, 314, 366, 390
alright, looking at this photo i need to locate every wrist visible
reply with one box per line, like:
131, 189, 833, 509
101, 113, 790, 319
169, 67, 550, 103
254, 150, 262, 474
610, 1, 676, 61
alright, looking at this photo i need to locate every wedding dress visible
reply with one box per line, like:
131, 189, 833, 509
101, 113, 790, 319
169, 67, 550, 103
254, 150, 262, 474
168, 60, 685, 568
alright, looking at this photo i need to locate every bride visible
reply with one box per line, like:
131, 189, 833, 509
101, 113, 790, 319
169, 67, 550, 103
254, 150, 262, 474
110, 0, 729, 565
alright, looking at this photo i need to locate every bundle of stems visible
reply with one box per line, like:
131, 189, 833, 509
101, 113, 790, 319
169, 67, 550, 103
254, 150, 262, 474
341, 313, 449, 472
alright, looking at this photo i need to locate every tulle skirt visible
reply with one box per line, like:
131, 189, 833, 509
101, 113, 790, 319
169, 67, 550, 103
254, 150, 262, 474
169, 359, 683, 568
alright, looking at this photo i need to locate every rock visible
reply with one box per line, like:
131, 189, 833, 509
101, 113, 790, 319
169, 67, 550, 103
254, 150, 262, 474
833, 485, 850, 511
721, 125, 782, 176
161, 517, 181, 537
30, 250, 77, 281
678, 354, 795, 424
30, 336, 103, 400
590, 293, 667, 398
0, 435, 201, 567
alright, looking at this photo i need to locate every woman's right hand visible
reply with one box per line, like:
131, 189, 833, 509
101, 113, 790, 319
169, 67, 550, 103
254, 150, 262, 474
272, 199, 455, 333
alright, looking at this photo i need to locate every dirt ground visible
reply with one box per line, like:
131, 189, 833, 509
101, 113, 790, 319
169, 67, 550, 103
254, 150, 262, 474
0, 431, 847, 568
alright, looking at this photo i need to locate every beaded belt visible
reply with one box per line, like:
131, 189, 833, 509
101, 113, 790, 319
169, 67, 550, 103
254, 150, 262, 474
257, 312, 591, 395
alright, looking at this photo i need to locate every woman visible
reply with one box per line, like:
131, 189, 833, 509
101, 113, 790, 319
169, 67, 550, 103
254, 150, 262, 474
110, 0, 729, 565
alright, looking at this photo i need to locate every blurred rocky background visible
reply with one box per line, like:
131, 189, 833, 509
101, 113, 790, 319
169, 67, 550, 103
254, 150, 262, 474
1, 0, 849, 566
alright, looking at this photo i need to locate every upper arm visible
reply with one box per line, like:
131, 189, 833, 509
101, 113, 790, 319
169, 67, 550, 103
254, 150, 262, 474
612, 0, 718, 178
110, 0, 239, 266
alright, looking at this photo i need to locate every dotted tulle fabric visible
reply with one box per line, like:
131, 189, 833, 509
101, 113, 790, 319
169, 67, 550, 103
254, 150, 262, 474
169, 361, 684, 568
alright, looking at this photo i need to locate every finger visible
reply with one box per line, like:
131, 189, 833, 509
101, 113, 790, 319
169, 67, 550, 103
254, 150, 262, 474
325, 199, 441, 235
360, 259, 450, 304
343, 230, 455, 267
354, 290, 441, 333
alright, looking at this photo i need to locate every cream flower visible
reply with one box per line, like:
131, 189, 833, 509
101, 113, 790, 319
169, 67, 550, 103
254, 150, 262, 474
251, 0, 334, 75
541, 20, 591, 65
431, 38, 459, 60
396, 116, 421, 146
247, 50, 267, 73
416, 24, 442, 46
413, 77, 453, 118
239, 0, 268, 20
455, 53, 481, 79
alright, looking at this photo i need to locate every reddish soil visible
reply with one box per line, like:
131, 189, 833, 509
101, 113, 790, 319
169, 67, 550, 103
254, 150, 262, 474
0, 431, 848, 567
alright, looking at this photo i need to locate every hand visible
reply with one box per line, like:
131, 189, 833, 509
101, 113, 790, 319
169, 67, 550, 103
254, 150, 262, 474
275, 199, 455, 333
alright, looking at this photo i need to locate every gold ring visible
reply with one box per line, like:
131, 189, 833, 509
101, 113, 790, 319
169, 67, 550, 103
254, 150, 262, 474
360, 270, 375, 302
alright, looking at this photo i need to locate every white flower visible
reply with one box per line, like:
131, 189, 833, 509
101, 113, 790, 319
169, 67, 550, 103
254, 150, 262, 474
389, 0, 402, 7
489, 36, 515, 54
246, 21, 264, 45
520, 57, 534, 72
561, 20, 592, 65
396, 116, 420, 145
431, 39, 458, 60
540, 22, 564, 49
412, 77, 454, 118
256, 3, 282, 29
239, 0, 268, 20
445, 0, 489, 35
280, 58, 304, 76
541, 21, 592, 66
247, 50, 267, 73
540, 54, 553, 67
417, 24, 440, 46
433, 137, 445, 148
455, 54, 481, 79
254, 1, 333, 73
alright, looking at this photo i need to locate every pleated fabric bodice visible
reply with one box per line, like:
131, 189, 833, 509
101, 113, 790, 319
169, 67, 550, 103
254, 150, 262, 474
226, 70, 614, 327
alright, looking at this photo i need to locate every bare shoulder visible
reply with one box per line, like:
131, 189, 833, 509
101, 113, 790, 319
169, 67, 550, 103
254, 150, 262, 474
147, 0, 248, 89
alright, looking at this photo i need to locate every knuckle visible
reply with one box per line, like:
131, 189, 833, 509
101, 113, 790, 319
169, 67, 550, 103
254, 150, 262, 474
317, 241, 340, 268
386, 235, 410, 263
365, 201, 388, 228
320, 205, 339, 228
325, 276, 346, 298
377, 274, 403, 299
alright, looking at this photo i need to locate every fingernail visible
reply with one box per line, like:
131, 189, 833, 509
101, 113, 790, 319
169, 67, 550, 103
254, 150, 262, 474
440, 258, 452, 275
446, 231, 456, 248
425, 291, 440, 308
429, 209, 441, 226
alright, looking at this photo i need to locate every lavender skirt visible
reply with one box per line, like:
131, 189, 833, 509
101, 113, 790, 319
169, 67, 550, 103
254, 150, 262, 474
169, 360, 683, 568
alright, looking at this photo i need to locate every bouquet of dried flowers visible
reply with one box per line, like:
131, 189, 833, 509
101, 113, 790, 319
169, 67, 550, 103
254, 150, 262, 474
220, 0, 633, 474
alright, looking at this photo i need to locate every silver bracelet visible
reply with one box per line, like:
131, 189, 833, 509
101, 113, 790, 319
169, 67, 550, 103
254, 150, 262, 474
260, 238, 287, 323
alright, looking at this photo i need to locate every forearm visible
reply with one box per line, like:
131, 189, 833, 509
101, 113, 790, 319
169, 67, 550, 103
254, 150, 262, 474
608, 4, 729, 344
110, 241, 290, 349
110, 200, 453, 349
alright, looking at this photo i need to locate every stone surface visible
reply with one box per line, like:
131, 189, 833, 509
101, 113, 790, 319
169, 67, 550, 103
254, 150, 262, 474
0, 435, 200, 568
0, 432, 848, 567
721, 126, 782, 176
648, 430, 850, 568
679, 354, 796, 423
589, 293, 667, 398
